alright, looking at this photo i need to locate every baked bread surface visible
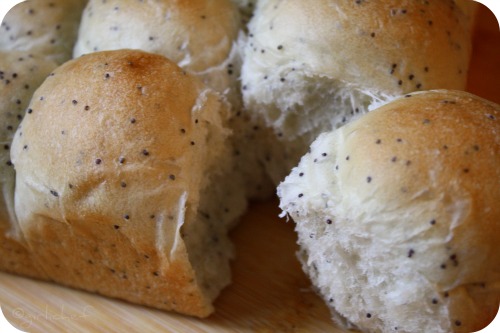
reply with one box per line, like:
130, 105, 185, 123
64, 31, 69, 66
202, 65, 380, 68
242, 0, 476, 184
10, 49, 247, 317
278, 90, 500, 333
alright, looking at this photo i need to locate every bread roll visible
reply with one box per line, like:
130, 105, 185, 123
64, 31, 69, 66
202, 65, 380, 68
242, 0, 477, 184
278, 90, 500, 333
0, 0, 88, 64
74, 0, 274, 200
0, 50, 57, 278
10, 49, 248, 317
74, 0, 240, 100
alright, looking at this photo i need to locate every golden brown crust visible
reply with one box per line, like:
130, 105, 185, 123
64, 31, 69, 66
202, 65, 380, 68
250, 0, 475, 93
74, 0, 240, 72
19, 216, 212, 316
343, 90, 499, 239
0, 220, 45, 279
10, 49, 236, 317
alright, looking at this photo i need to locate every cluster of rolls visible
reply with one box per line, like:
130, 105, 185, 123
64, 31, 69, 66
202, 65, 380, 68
0, 1, 498, 332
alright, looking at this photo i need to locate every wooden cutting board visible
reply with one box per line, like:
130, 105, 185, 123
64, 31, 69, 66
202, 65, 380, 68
1, 5, 498, 333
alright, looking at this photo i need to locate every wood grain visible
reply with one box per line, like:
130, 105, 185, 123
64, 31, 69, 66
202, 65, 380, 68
1, 4, 498, 333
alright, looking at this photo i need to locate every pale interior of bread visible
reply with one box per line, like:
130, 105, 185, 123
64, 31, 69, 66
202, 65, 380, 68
242, 55, 396, 183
